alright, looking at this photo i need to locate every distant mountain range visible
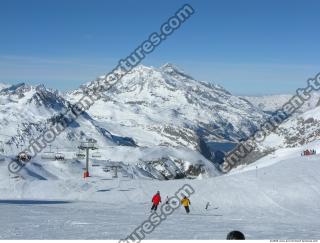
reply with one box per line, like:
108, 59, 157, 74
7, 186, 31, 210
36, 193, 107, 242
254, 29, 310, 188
0, 64, 319, 179
242, 93, 320, 114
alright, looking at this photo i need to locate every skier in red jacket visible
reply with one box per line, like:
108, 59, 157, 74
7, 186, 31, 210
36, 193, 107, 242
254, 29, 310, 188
151, 191, 161, 212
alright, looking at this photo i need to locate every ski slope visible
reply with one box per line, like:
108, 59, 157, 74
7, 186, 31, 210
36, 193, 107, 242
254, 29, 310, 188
0, 142, 320, 239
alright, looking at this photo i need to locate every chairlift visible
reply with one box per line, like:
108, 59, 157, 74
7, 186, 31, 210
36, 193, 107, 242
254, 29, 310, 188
17, 152, 31, 162
76, 152, 85, 159
122, 172, 129, 178
55, 153, 65, 161
92, 152, 102, 158
75, 148, 85, 159
76, 153, 85, 159
103, 167, 110, 173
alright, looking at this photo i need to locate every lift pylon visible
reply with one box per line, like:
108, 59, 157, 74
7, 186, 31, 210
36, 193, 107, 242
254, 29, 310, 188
78, 139, 98, 178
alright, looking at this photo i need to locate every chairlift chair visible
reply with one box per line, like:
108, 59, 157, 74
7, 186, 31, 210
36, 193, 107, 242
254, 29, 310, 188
103, 167, 110, 173
17, 152, 31, 162
76, 152, 85, 159
121, 171, 129, 178
75, 147, 85, 159
55, 153, 65, 161
92, 152, 102, 158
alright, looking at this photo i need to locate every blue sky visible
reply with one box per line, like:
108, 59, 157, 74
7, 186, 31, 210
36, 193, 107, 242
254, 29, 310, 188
0, 0, 319, 95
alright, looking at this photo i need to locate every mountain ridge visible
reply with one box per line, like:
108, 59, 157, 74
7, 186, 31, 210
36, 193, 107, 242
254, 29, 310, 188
1, 64, 320, 178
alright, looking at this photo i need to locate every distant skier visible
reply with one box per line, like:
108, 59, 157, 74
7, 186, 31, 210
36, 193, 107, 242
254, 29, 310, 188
165, 196, 169, 204
151, 191, 161, 212
205, 202, 210, 210
181, 196, 191, 214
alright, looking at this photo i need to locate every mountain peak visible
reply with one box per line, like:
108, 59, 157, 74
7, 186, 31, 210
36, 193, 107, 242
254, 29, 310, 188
0, 82, 10, 91
0, 82, 30, 95
160, 63, 183, 72
134, 64, 154, 71
160, 63, 193, 80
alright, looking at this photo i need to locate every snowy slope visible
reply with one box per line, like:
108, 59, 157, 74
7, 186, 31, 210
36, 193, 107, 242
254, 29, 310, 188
256, 105, 320, 153
0, 82, 10, 91
242, 92, 320, 114
233, 91, 320, 168
242, 94, 293, 113
0, 141, 319, 239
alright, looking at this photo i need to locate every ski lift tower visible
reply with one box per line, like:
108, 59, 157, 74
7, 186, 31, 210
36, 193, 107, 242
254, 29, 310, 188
78, 139, 98, 178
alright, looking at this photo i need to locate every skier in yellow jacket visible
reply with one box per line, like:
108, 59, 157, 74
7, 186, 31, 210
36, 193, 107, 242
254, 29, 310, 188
181, 196, 191, 214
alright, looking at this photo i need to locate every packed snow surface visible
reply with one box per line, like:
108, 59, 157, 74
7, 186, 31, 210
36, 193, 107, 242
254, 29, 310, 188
0, 141, 319, 240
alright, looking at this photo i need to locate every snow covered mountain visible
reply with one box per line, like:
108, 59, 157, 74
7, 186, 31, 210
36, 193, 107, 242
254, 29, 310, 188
0, 64, 271, 179
0, 82, 123, 152
0, 82, 10, 91
241, 94, 293, 113
258, 105, 320, 151
2, 64, 319, 179
68, 64, 268, 163
242, 92, 320, 114
231, 94, 320, 168
0, 79, 221, 179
